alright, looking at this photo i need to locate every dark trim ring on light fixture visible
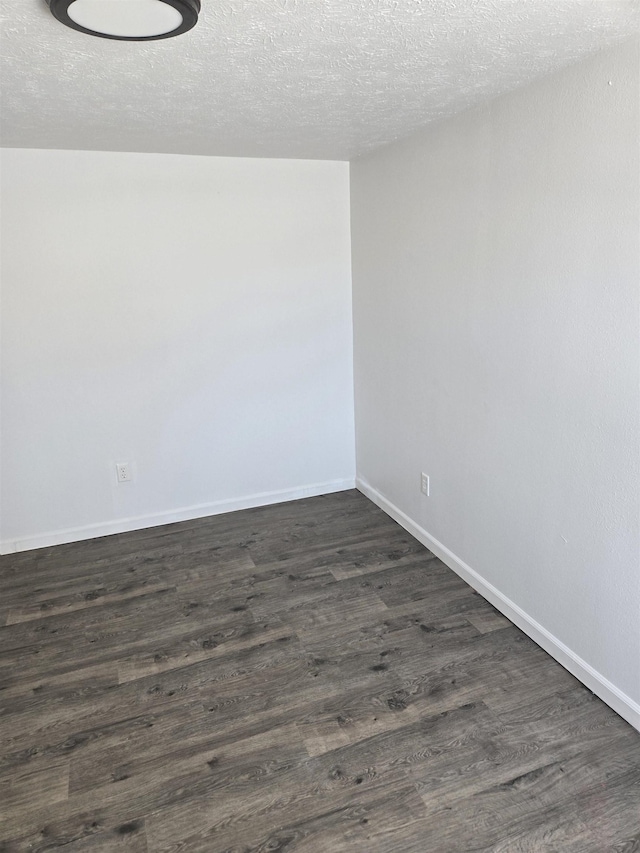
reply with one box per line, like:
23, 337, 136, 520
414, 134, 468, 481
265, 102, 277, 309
46, 0, 201, 41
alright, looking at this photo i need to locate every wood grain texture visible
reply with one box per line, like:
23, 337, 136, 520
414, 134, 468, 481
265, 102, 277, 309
1, 490, 638, 852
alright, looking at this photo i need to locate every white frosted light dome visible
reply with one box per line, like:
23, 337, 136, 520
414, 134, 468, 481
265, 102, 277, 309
67, 0, 183, 38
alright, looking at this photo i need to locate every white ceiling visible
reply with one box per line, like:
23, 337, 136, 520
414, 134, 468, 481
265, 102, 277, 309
1, 0, 638, 160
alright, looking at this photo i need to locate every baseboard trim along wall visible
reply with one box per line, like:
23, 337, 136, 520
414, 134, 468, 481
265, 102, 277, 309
0, 478, 356, 556
357, 477, 640, 733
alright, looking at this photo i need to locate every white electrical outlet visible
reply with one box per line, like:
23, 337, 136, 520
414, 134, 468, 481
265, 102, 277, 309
420, 472, 430, 496
116, 462, 132, 483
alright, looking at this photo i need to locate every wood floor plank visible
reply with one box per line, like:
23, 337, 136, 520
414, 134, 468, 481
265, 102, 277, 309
5, 582, 174, 626
0, 546, 182, 603
44, 821, 149, 853
152, 784, 429, 853
146, 701, 499, 851
466, 605, 513, 634
0, 760, 69, 825
1, 489, 638, 852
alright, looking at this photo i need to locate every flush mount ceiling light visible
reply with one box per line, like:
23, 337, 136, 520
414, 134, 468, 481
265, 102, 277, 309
46, 0, 200, 41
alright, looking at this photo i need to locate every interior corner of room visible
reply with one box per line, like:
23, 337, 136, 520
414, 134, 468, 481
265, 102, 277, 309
1, 30, 638, 740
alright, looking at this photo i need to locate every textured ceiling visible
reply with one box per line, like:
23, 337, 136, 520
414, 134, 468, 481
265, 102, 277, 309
1, 0, 638, 160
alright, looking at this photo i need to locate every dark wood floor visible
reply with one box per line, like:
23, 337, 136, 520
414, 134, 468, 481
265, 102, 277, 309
1, 490, 638, 852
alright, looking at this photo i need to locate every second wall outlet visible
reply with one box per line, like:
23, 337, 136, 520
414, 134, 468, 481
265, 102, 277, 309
420, 472, 430, 496
116, 462, 132, 483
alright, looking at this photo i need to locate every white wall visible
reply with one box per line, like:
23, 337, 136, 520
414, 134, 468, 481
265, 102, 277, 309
0, 150, 355, 551
351, 39, 640, 725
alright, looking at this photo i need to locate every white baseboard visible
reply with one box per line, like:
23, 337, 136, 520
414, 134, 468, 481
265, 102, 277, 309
357, 477, 640, 733
0, 478, 355, 556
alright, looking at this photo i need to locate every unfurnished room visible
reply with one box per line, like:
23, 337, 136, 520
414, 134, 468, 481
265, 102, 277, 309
0, 1, 639, 851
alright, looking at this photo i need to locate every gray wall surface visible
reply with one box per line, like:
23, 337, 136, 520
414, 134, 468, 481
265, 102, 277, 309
1, 151, 354, 551
351, 38, 640, 711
